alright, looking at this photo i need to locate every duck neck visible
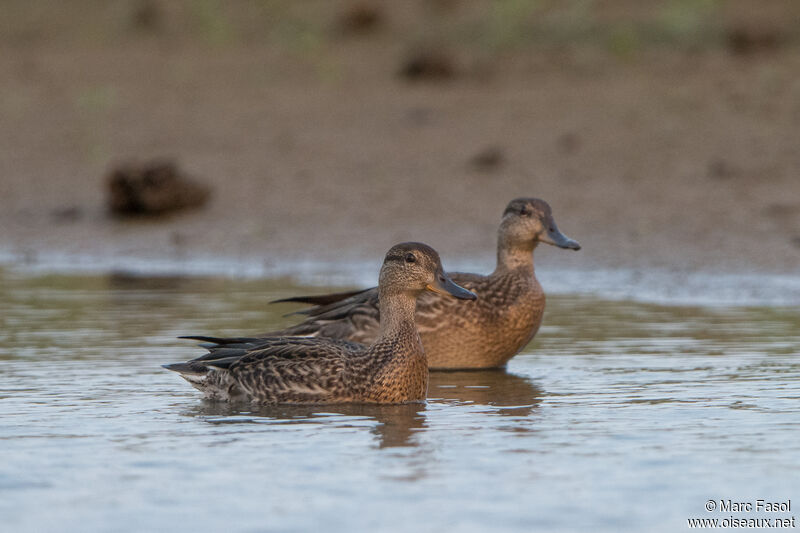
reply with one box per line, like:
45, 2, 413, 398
495, 233, 536, 275
370, 286, 429, 403
376, 287, 420, 340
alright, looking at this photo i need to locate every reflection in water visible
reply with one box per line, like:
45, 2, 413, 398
429, 369, 543, 416
181, 371, 542, 448
185, 400, 427, 449
3, 271, 799, 533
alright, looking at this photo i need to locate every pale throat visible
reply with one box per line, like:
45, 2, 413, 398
377, 288, 420, 338
496, 238, 536, 273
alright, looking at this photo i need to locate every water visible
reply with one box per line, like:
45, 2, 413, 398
1, 271, 798, 532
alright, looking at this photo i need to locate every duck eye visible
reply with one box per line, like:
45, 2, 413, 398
405, 253, 416, 264
520, 206, 531, 217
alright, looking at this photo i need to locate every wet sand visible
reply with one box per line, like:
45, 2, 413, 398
1, 5, 799, 293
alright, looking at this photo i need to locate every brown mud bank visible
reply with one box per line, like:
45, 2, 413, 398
1, 2, 799, 304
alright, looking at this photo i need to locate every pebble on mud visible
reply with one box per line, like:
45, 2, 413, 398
707, 158, 738, 180
726, 24, 784, 55
556, 132, 581, 155
469, 146, 505, 172
399, 48, 457, 81
131, 0, 162, 32
337, 2, 384, 35
762, 203, 800, 219
50, 206, 83, 223
106, 159, 211, 216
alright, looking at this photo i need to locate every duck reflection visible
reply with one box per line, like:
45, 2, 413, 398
182, 370, 540, 448
185, 401, 426, 449
428, 369, 543, 416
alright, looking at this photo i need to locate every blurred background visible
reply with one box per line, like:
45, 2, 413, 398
1, 0, 799, 279
2, 6, 800, 531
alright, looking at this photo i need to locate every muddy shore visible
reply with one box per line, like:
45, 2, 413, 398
1, 3, 799, 302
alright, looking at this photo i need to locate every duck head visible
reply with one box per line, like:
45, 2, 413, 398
379, 242, 477, 300
499, 198, 581, 252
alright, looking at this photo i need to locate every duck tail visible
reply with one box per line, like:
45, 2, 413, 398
162, 360, 244, 401
179, 335, 260, 345
162, 362, 197, 373
270, 288, 371, 307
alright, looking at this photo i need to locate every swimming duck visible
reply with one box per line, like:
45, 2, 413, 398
268, 198, 579, 369
163, 242, 476, 404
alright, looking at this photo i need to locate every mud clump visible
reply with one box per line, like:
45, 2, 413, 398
131, 0, 162, 32
556, 132, 581, 155
50, 206, 83, 223
399, 48, 457, 81
707, 158, 738, 180
469, 146, 505, 172
762, 203, 800, 219
337, 2, 383, 36
726, 24, 784, 55
107, 159, 211, 216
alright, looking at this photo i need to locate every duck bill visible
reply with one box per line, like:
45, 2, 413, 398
426, 272, 477, 300
540, 220, 581, 250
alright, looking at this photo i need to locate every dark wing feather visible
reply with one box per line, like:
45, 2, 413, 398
179, 335, 267, 348
165, 336, 367, 402
271, 288, 373, 307
261, 273, 488, 343
228, 337, 359, 365
262, 288, 380, 343
182, 335, 363, 366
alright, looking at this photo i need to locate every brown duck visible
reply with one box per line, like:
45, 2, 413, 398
163, 242, 476, 404
269, 198, 580, 369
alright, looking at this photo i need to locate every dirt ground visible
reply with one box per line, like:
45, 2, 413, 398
1, 1, 799, 279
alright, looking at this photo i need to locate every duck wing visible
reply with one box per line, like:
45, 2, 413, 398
264, 288, 380, 343
166, 336, 365, 402
265, 272, 488, 343
225, 337, 366, 401
271, 288, 373, 309
174, 335, 362, 367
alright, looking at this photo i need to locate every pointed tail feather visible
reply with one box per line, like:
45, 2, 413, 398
179, 335, 262, 345
162, 362, 205, 374
270, 288, 371, 307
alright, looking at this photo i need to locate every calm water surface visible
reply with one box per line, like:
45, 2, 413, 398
1, 271, 798, 532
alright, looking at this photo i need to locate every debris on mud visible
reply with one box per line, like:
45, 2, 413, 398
707, 158, 738, 180
763, 203, 800, 220
399, 48, 457, 81
726, 24, 784, 55
50, 206, 83, 223
106, 159, 211, 216
556, 132, 581, 155
131, 0, 161, 32
469, 146, 505, 172
337, 2, 384, 36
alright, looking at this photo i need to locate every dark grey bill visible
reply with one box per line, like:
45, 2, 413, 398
427, 271, 477, 300
542, 220, 581, 250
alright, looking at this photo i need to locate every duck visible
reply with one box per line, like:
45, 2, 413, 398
268, 198, 579, 369
163, 242, 476, 404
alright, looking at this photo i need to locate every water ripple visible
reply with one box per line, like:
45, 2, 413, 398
0, 273, 798, 532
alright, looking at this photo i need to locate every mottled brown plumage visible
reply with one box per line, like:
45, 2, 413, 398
268, 198, 580, 369
163, 242, 476, 404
